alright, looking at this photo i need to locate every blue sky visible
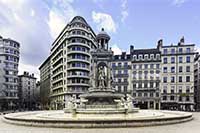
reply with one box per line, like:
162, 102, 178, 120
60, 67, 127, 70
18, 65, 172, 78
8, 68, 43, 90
0, 0, 200, 79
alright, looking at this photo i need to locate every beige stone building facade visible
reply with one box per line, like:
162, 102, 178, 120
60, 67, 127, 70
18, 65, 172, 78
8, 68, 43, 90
158, 38, 195, 111
39, 16, 197, 111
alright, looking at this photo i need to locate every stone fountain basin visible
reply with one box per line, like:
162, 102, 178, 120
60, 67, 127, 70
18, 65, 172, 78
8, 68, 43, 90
2, 110, 193, 128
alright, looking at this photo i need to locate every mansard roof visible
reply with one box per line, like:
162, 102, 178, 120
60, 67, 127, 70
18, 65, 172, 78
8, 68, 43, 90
132, 48, 160, 55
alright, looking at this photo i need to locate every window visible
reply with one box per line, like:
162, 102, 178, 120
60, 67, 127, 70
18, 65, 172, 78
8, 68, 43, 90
171, 89, 174, 94
163, 58, 167, 64
150, 64, 154, 69
144, 71, 148, 79
118, 70, 121, 74
179, 96, 182, 101
163, 89, 167, 93
139, 64, 142, 69
133, 65, 136, 69
163, 96, 167, 100
171, 57, 175, 63
186, 56, 190, 63
179, 76, 182, 82
156, 64, 160, 69
133, 72, 137, 79
118, 86, 121, 92
156, 82, 159, 87
124, 86, 127, 92
124, 78, 127, 82
186, 48, 191, 53
138, 82, 142, 88
186, 66, 190, 72
124, 62, 128, 67
179, 66, 183, 73
171, 67, 175, 73
179, 86, 182, 93
179, 48, 183, 53
186, 86, 190, 93
170, 96, 174, 101
133, 83, 136, 88
186, 76, 190, 82
186, 96, 190, 101
112, 63, 115, 67
139, 71, 142, 79
171, 76, 175, 83
118, 78, 121, 83
144, 93, 148, 97
179, 57, 183, 63
150, 82, 154, 88
118, 62, 122, 67
144, 64, 148, 69
163, 77, 167, 83
150, 92, 154, 97
163, 67, 167, 73
163, 49, 168, 54
124, 69, 128, 74
171, 48, 175, 54
144, 83, 148, 88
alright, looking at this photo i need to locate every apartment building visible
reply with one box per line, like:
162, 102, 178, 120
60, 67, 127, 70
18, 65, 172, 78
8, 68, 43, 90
194, 54, 200, 111
0, 36, 20, 111
18, 72, 37, 110
39, 56, 51, 109
49, 16, 97, 109
158, 37, 195, 111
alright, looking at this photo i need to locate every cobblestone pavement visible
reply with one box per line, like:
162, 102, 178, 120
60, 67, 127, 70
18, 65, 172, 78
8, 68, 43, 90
0, 112, 200, 133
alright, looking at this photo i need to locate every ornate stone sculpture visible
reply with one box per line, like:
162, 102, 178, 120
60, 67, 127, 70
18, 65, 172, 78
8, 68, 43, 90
98, 66, 106, 88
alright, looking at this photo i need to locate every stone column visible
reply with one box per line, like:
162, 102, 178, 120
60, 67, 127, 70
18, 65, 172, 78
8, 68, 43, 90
147, 101, 150, 109
154, 101, 156, 110
107, 65, 111, 88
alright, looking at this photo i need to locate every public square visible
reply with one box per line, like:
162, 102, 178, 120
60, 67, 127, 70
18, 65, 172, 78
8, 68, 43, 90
0, 112, 200, 133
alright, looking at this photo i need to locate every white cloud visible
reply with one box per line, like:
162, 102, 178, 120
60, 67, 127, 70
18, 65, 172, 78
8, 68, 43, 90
48, 0, 77, 39
111, 44, 123, 55
121, 0, 128, 22
172, 0, 188, 6
30, 9, 35, 17
92, 11, 117, 33
48, 10, 66, 39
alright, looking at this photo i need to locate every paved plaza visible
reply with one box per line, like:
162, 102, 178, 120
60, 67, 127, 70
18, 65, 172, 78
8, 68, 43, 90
0, 112, 199, 133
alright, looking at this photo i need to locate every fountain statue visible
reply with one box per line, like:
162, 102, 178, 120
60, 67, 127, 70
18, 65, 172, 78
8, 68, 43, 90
63, 28, 137, 114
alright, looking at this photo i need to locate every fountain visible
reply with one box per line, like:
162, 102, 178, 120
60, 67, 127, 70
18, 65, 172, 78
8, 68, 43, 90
2, 29, 193, 128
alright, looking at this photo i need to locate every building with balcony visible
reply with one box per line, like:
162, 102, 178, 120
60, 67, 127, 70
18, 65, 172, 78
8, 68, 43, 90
18, 71, 37, 110
112, 46, 161, 109
130, 47, 161, 109
39, 56, 51, 109
158, 37, 196, 111
194, 54, 200, 111
0, 36, 20, 111
49, 16, 97, 109
112, 52, 132, 95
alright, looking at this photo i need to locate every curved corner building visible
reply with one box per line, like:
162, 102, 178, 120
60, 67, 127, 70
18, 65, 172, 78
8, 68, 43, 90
50, 16, 97, 109
0, 36, 20, 111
